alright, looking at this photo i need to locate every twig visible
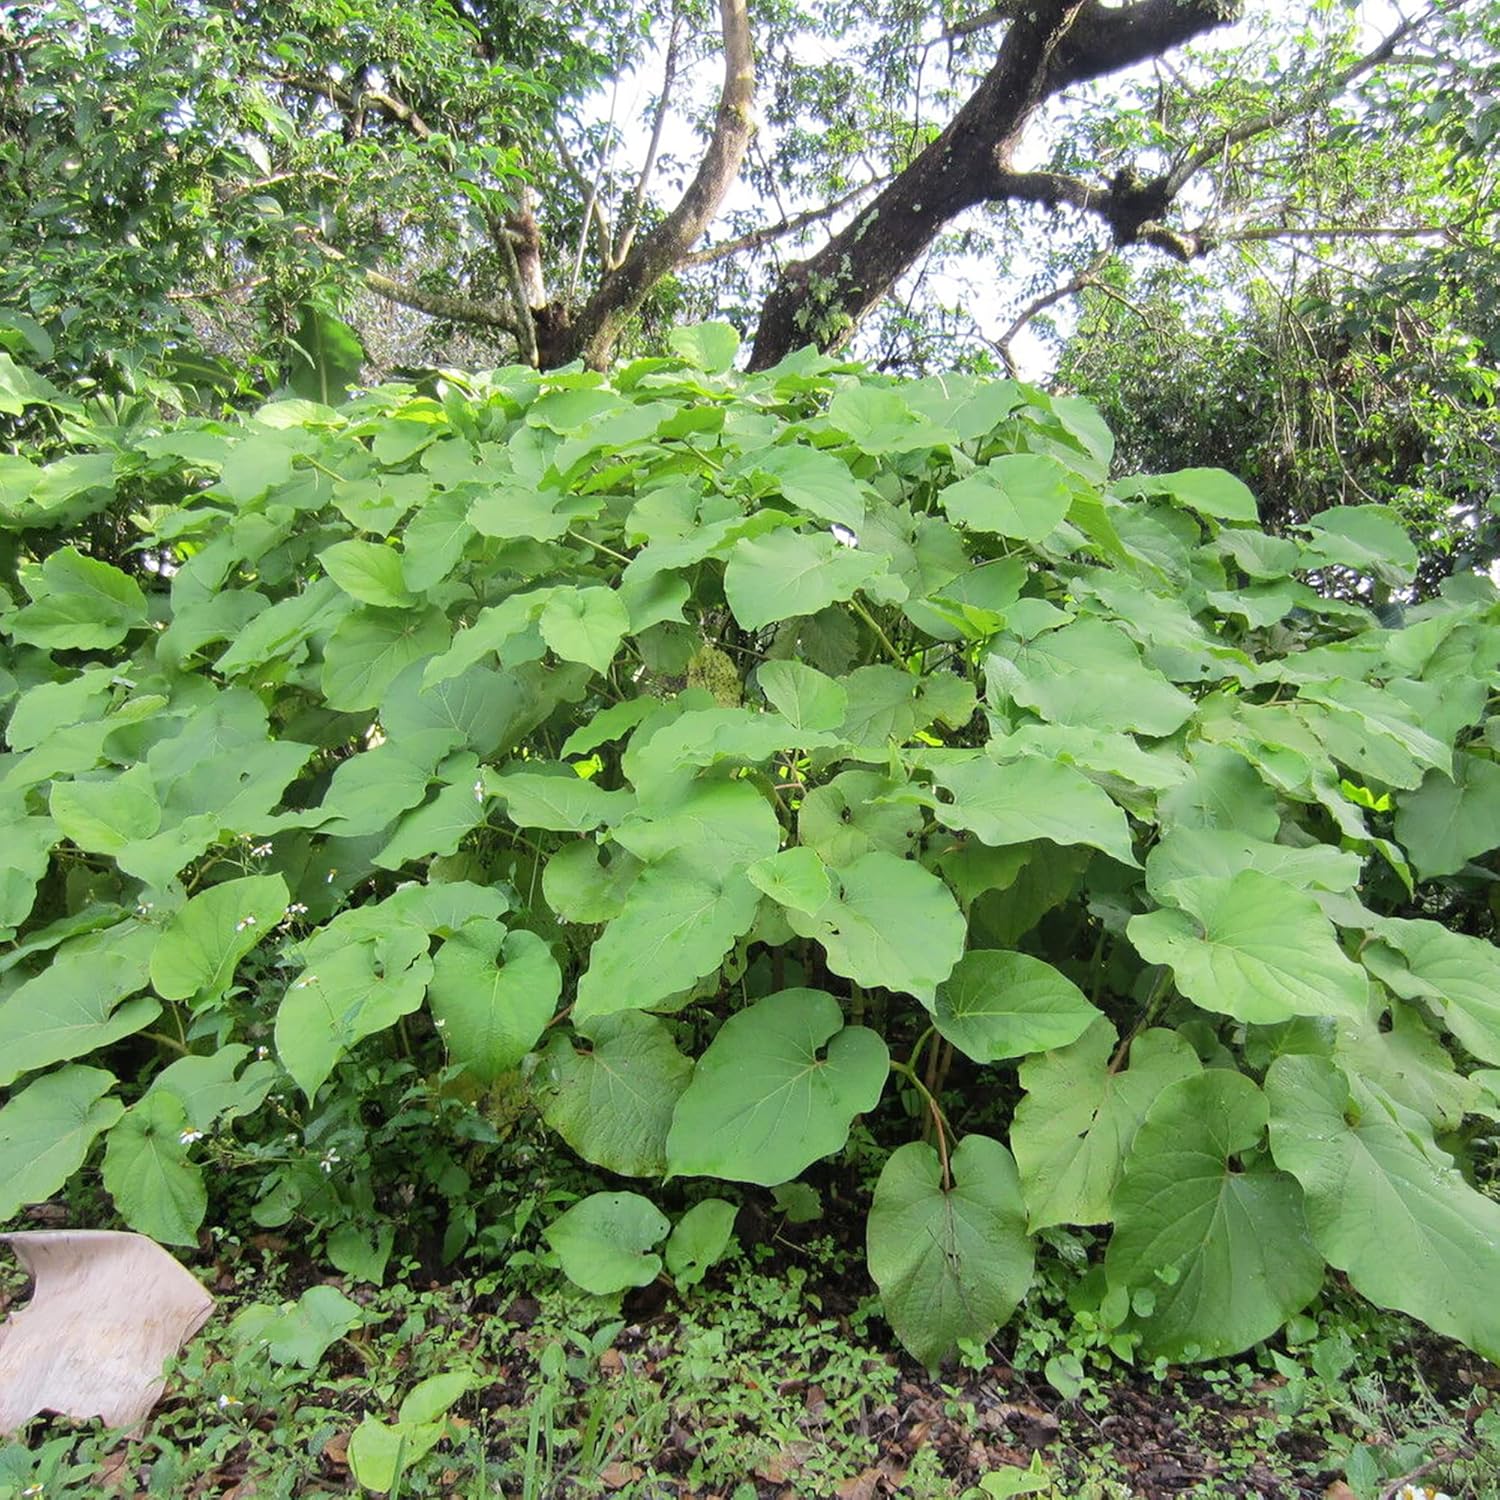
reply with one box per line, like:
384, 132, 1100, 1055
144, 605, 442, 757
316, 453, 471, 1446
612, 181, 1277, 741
1378, 1450, 1460, 1500
681, 178, 894, 267
613, 2, 683, 267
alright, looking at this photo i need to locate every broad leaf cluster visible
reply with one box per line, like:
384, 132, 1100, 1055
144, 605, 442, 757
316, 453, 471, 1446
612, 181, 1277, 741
3, 326, 1500, 1371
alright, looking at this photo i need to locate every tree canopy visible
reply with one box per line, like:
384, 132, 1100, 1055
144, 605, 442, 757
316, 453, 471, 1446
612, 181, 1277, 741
4, 0, 1495, 384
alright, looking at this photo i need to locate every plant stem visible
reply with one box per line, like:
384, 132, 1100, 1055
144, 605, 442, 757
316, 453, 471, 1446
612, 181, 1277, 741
850, 597, 905, 666
889, 1055, 952, 1190
565, 530, 632, 564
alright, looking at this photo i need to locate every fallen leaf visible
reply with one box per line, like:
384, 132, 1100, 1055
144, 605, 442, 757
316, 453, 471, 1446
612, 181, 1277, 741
322, 1432, 350, 1466
0, 1231, 214, 1435
1323, 1484, 1357, 1500
599, 1460, 642, 1489
835, 1467, 884, 1500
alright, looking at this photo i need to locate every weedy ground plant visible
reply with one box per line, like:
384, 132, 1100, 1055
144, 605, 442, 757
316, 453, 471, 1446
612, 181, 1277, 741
2, 323, 1500, 1383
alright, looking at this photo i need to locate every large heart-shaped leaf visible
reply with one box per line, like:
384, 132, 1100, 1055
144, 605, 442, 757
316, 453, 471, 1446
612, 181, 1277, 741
1267, 1054, 1500, 1361
933, 950, 1101, 1062
1011, 1021, 1201, 1231
1127, 871, 1368, 1025
666, 988, 888, 1185
867, 1134, 1034, 1370
546, 1191, 669, 1294
1106, 1070, 1323, 1360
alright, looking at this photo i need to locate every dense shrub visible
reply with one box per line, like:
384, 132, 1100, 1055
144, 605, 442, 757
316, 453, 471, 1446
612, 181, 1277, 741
3, 325, 1500, 1370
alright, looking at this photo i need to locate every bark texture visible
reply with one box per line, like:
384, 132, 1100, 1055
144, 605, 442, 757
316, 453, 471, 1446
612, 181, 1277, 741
746, 0, 1240, 371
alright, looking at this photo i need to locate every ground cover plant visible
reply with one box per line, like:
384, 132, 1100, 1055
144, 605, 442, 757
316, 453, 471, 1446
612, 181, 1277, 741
3, 326, 1500, 1427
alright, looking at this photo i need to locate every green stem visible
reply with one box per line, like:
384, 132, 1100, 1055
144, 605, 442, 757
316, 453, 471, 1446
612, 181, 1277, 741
566, 530, 632, 564
889, 1057, 951, 1189
301, 455, 345, 483
145, 1030, 192, 1057
850, 597, 905, 666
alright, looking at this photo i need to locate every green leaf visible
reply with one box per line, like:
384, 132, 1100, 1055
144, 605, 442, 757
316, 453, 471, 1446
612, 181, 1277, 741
0, 923, 159, 1088
6, 547, 147, 650
785, 850, 967, 1004
1304, 505, 1418, 587
542, 840, 640, 924
1117, 468, 1259, 524
1105, 1070, 1323, 1360
147, 1045, 276, 1131
756, 659, 848, 732
1266, 1055, 1500, 1362
1126, 871, 1369, 1024
933, 950, 1101, 1063
1157, 745, 1280, 839
371, 765, 487, 868
1394, 752, 1500, 880
746, 847, 832, 914
234, 1284, 364, 1368
327, 1223, 395, 1286
427, 925, 560, 1085
486, 766, 632, 832
275, 929, 434, 1101
1012, 1021, 1201, 1231
546, 1191, 669, 1295
149, 874, 289, 1002
867, 1134, 1034, 1370
724, 529, 886, 632
538, 1012, 693, 1177
986, 620, 1193, 737
1360, 916, 1500, 1067
48, 764, 160, 855
288, 305, 364, 404
574, 858, 762, 1022
101, 1091, 207, 1246
666, 988, 888, 1185
736, 444, 866, 531
539, 587, 630, 673
664, 1199, 738, 1288
933, 756, 1139, 867
319, 539, 418, 608
939, 454, 1076, 541
0, 1066, 124, 1222
668, 321, 740, 372
1145, 828, 1362, 904
321, 605, 449, 711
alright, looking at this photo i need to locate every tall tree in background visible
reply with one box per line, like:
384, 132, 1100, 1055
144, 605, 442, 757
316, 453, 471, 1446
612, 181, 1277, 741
4, 0, 1493, 381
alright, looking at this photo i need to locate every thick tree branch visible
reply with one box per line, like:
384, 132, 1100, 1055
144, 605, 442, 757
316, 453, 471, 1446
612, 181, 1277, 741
563, 0, 755, 368
747, 0, 1235, 369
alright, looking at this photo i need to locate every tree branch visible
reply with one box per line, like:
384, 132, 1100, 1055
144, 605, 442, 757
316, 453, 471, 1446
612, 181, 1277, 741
991, 249, 1111, 369
1162, 8, 1433, 196
614, 3, 684, 267
566, 0, 756, 368
304, 233, 522, 337
748, 0, 1235, 369
680, 178, 892, 267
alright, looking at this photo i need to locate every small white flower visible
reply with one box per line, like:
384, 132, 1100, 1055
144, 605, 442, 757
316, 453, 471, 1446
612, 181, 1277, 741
284, 902, 308, 917
250, 841, 274, 858
325, 869, 337, 883
319, 1148, 341, 1175
292, 975, 316, 989
434, 1017, 446, 1028
135, 901, 155, 917
473, 778, 486, 803
179, 1129, 205, 1146
234, 915, 257, 932
217, 1393, 242, 1410
256, 1046, 270, 1060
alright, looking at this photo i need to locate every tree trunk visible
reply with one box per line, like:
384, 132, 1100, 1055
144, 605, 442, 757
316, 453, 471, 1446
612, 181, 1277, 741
747, 0, 1239, 371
